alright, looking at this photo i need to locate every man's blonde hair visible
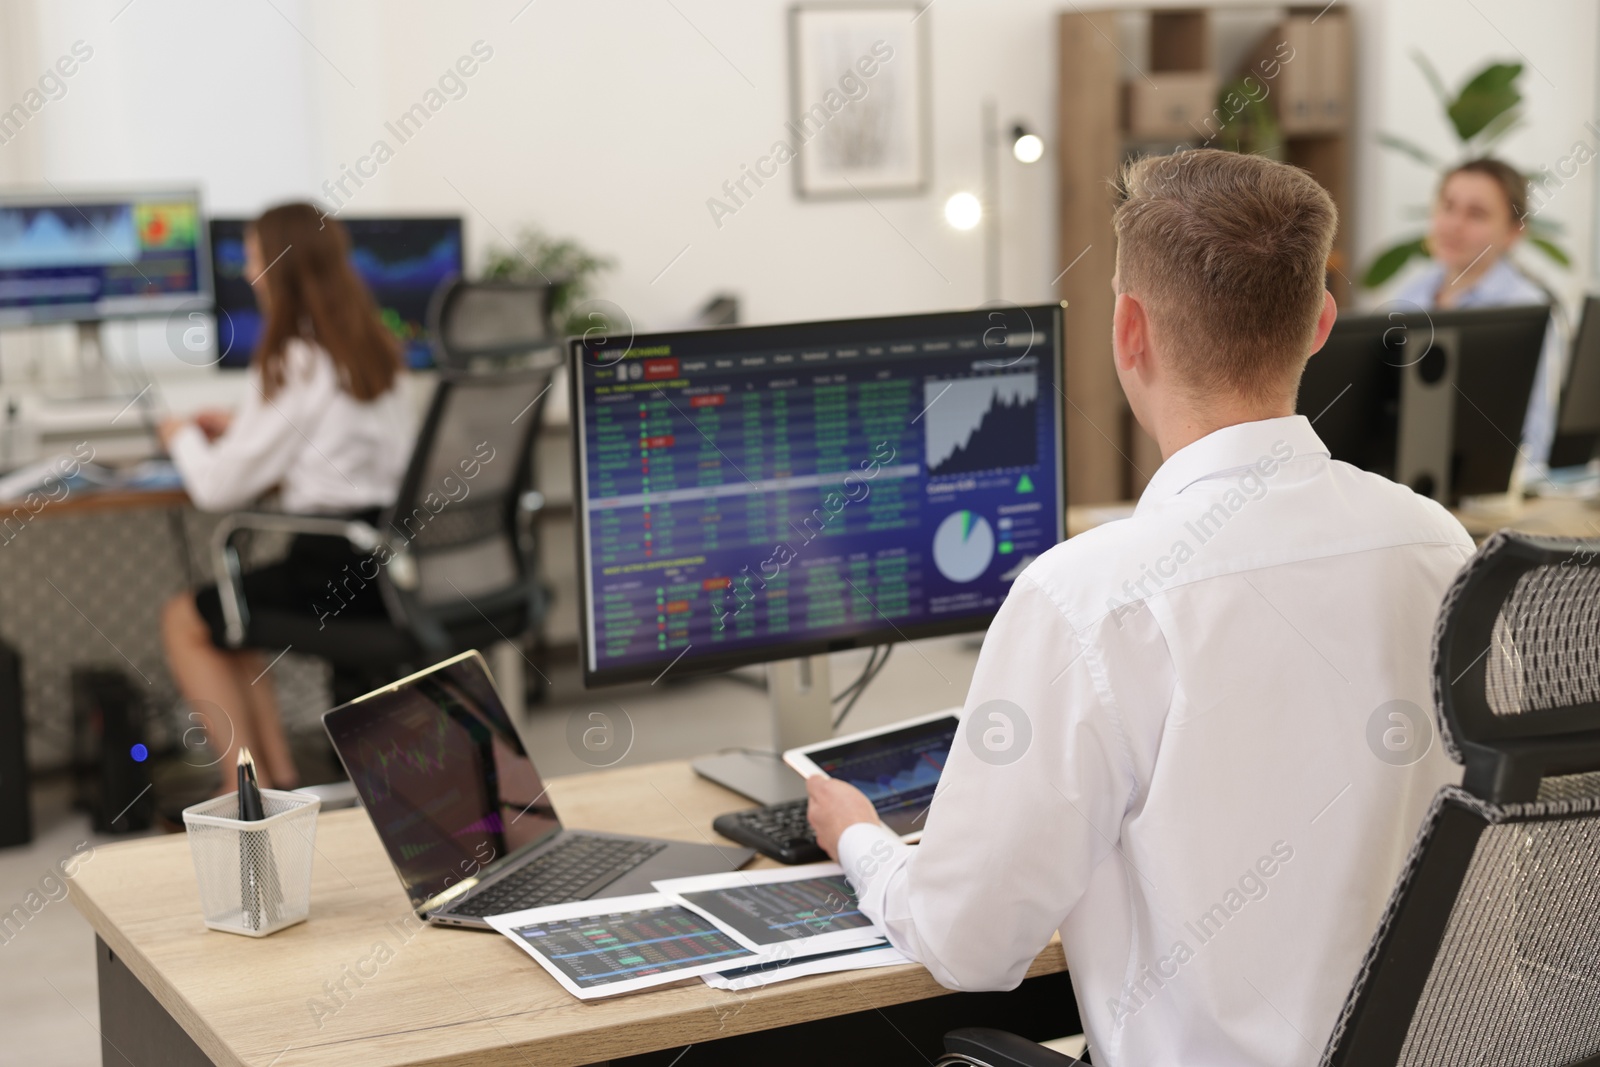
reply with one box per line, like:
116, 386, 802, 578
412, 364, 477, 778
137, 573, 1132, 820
1112, 149, 1337, 400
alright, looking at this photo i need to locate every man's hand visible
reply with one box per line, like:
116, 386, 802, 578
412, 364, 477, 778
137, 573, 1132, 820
806, 775, 880, 860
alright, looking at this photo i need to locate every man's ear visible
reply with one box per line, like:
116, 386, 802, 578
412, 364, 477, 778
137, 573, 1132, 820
1307, 290, 1338, 356
1113, 290, 1149, 375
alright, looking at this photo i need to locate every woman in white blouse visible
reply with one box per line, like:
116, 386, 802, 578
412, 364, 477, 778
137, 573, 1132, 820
158, 203, 415, 789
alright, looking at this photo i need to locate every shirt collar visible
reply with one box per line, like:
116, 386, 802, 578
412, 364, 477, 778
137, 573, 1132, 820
1135, 414, 1329, 514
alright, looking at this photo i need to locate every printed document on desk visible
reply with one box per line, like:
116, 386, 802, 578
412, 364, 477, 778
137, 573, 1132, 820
487, 892, 761, 1000
703, 942, 910, 990
652, 861, 886, 955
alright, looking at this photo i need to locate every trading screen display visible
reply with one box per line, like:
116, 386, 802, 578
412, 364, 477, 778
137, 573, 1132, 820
807, 717, 956, 835
0, 191, 205, 325
679, 875, 872, 946
571, 306, 1065, 684
210, 216, 462, 368
508, 904, 754, 990
324, 658, 558, 907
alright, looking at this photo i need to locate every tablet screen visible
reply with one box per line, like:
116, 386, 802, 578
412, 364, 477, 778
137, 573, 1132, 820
807, 716, 957, 836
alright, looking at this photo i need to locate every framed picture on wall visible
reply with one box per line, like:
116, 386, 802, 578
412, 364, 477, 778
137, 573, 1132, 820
788, 3, 929, 199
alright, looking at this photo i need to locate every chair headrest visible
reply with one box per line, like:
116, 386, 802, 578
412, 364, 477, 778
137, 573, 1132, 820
429, 278, 561, 366
1431, 530, 1600, 767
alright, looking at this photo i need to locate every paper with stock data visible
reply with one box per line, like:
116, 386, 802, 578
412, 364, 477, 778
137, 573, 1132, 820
488, 863, 898, 999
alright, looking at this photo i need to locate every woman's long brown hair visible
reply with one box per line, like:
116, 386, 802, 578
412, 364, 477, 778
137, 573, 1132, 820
248, 203, 402, 401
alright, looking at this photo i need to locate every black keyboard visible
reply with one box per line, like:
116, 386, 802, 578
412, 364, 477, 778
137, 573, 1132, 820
447, 834, 666, 917
714, 799, 826, 865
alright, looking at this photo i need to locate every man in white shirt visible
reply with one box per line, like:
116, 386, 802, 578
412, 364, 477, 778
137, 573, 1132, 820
807, 149, 1476, 1067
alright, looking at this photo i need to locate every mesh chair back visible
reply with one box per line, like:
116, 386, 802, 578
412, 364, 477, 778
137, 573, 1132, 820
1322, 531, 1600, 1067
428, 279, 559, 368
380, 367, 552, 654
1433, 531, 1600, 801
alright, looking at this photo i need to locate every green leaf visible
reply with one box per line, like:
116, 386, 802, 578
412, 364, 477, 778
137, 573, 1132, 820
1412, 51, 1452, 110
1377, 132, 1444, 169
1448, 61, 1523, 141
1472, 108, 1524, 150
1528, 235, 1571, 267
1362, 237, 1429, 288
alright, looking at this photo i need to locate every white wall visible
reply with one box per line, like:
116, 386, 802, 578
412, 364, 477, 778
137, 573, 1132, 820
0, 0, 1595, 368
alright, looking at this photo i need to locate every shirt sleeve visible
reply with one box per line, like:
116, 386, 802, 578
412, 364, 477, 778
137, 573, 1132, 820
168, 352, 333, 512
840, 574, 1137, 991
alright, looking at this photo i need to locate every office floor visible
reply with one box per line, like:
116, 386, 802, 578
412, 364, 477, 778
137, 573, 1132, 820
0, 636, 981, 1066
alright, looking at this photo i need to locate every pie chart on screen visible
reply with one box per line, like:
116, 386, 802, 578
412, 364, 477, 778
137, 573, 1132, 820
932, 510, 995, 583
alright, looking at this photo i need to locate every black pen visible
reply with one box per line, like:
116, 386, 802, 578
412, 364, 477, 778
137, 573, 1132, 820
238, 748, 265, 822
237, 748, 271, 929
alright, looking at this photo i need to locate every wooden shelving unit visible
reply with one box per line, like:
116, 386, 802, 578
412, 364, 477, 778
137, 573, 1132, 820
1056, 4, 1353, 502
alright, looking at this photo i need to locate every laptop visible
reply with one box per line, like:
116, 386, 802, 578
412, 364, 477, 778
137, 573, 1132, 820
323, 651, 755, 930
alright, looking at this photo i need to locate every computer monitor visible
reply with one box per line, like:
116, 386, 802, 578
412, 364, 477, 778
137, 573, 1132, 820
0, 187, 208, 327
1549, 294, 1600, 469
1298, 304, 1549, 502
569, 305, 1066, 798
209, 216, 463, 369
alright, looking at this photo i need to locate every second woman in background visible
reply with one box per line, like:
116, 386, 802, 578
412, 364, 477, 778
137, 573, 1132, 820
158, 203, 416, 790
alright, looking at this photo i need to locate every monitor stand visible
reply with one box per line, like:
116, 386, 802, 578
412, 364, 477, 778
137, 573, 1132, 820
1396, 326, 1458, 503
691, 654, 832, 806
44, 321, 128, 403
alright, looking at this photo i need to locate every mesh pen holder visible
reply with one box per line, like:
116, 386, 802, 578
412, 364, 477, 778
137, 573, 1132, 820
183, 789, 320, 937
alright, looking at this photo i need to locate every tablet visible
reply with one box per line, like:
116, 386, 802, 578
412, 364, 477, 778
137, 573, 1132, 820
783, 709, 959, 841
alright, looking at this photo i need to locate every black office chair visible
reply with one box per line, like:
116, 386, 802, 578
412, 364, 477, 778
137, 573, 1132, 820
426, 277, 562, 370
211, 280, 560, 708
939, 530, 1600, 1067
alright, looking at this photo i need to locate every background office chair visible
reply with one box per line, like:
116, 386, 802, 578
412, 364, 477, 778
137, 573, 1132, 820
212, 281, 559, 710
937, 530, 1600, 1067
427, 276, 561, 370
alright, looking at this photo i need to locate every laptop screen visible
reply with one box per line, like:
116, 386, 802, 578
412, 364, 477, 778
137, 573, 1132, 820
324, 654, 561, 908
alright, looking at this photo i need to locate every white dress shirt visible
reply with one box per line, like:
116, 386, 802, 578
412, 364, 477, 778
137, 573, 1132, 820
1393, 257, 1564, 468
169, 338, 415, 514
839, 415, 1475, 1067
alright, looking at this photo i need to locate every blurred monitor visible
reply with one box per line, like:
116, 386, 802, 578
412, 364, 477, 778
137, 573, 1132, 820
0, 187, 207, 327
1548, 294, 1600, 469
1298, 304, 1549, 502
210, 215, 462, 369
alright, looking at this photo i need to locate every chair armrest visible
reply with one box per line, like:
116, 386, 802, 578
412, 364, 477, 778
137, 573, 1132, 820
208, 512, 386, 648
937, 1028, 1083, 1067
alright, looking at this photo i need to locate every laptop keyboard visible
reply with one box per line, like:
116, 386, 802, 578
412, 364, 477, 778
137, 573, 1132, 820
447, 834, 667, 917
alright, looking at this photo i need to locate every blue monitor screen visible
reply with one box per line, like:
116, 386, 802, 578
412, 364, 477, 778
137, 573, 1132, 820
210, 216, 462, 369
0, 190, 206, 326
570, 306, 1066, 686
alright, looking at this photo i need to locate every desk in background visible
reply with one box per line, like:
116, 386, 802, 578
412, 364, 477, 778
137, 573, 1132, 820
69, 758, 1069, 1067
1066, 496, 1600, 542
0, 482, 327, 784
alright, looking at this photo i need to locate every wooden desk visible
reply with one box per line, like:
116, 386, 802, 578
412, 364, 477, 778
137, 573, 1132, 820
0, 486, 189, 517
69, 759, 1068, 1067
1067, 495, 1600, 542
1450, 495, 1600, 541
